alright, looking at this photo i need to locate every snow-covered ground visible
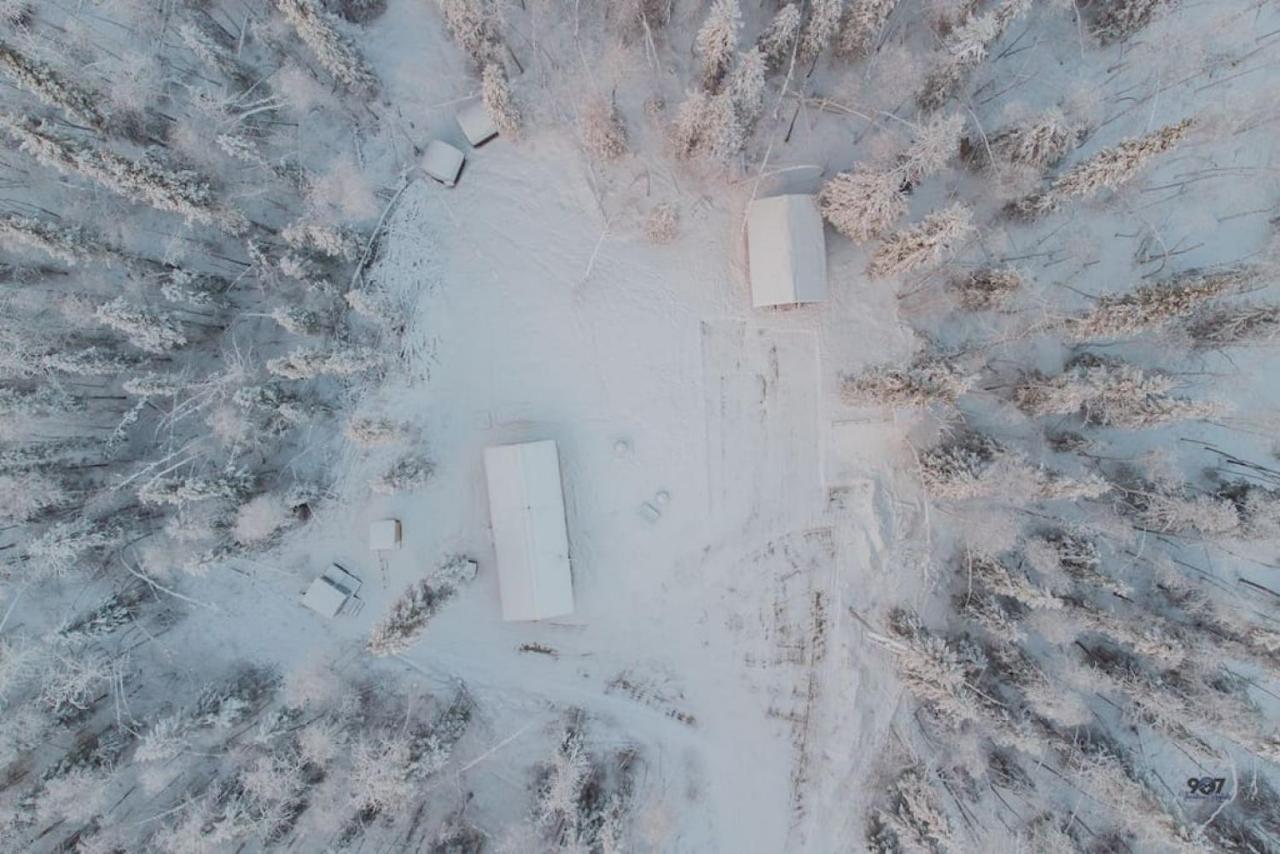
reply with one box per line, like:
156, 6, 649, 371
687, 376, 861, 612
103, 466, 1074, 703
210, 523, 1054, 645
7, 0, 1280, 850
171, 132, 922, 848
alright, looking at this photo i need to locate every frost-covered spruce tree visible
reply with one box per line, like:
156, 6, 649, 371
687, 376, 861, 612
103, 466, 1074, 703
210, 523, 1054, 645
159, 269, 226, 308
534, 714, 592, 843
0, 115, 246, 233
1024, 529, 1130, 596
1115, 472, 1240, 536
40, 347, 136, 377
367, 557, 476, 655
727, 48, 766, 128
800, 0, 844, 62
950, 266, 1022, 310
579, 96, 627, 161
215, 131, 272, 171
138, 469, 253, 506
917, 432, 1002, 500
1158, 565, 1280, 672
347, 732, 417, 812
95, 298, 187, 354
966, 553, 1062, 611
0, 213, 106, 266
407, 692, 473, 780
482, 63, 521, 137
842, 355, 975, 407
817, 115, 960, 234
670, 90, 743, 161
984, 108, 1082, 170
756, 4, 801, 69
1012, 355, 1223, 428
345, 281, 401, 330
231, 493, 294, 546
344, 415, 409, 446
867, 203, 973, 278
1035, 469, 1111, 502
438, 0, 502, 66
0, 384, 82, 419
1071, 603, 1186, 666
1184, 304, 1280, 349
1064, 266, 1254, 341
0, 469, 68, 523
266, 345, 382, 379
818, 167, 906, 242
233, 384, 318, 434
1011, 119, 1193, 218
837, 0, 897, 59
25, 518, 126, 578
918, 0, 1031, 111
0, 438, 93, 475
0, 43, 102, 128
1057, 747, 1203, 852
269, 305, 332, 335
1092, 0, 1176, 44
176, 22, 245, 82
885, 611, 986, 727
694, 0, 741, 91
275, 0, 377, 92
866, 764, 956, 854
282, 221, 358, 261
533, 709, 635, 852
918, 432, 1108, 501
370, 454, 433, 494
899, 112, 965, 186
122, 372, 183, 398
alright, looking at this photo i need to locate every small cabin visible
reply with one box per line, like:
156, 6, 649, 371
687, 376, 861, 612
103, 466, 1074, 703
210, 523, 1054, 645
369, 518, 401, 551
423, 140, 465, 187
301, 564, 362, 618
483, 440, 575, 622
746, 194, 828, 308
456, 101, 498, 146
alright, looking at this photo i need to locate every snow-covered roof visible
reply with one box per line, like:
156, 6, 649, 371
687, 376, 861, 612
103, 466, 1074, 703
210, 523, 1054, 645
746, 194, 828, 307
483, 440, 575, 622
369, 518, 400, 551
302, 564, 360, 618
456, 101, 498, 146
423, 140, 465, 187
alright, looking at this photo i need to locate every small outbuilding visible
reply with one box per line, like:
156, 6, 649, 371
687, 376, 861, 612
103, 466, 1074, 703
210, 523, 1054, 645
301, 564, 362, 618
423, 140, 465, 187
483, 440, 575, 622
456, 101, 498, 146
369, 518, 401, 551
746, 194, 828, 308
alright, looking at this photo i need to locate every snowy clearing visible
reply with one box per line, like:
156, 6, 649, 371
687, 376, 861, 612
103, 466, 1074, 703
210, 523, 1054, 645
6, 0, 1280, 851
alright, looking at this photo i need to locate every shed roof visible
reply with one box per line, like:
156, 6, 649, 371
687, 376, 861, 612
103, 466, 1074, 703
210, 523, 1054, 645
483, 440, 575, 622
423, 140, 465, 187
457, 101, 498, 146
302, 566, 357, 618
746, 194, 828, 307
369, 518, 400, 551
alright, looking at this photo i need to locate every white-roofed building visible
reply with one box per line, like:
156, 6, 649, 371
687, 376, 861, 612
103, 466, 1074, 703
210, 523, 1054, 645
456, 100, 498, 146
369, 518, 400, 551
301, 564, 362, 618
746, 194, 828, 308
483, 440, 575, 621
423, 140, 465, 187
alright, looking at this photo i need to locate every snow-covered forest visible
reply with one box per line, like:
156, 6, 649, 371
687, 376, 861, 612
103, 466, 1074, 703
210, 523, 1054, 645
1, 0, 1279, 851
